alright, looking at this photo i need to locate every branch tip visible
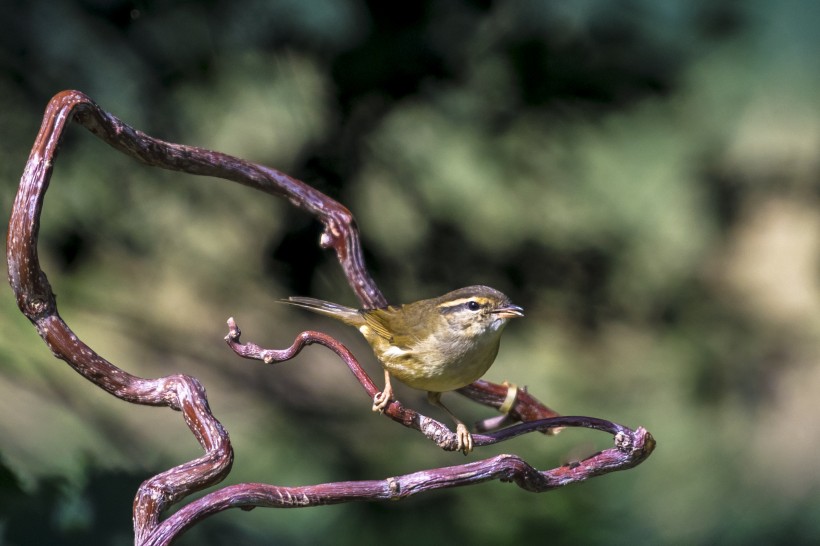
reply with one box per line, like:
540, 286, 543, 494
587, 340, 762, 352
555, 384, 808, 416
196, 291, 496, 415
225, 317, 240, 341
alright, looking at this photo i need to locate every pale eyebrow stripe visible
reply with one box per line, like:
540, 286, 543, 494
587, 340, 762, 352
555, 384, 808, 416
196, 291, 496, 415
437, 297, 491, 315
437, 297, 479, 309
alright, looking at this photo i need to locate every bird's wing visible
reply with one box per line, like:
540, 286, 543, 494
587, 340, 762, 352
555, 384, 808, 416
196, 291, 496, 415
365, 304, 430, 348
361, 309, 396, 343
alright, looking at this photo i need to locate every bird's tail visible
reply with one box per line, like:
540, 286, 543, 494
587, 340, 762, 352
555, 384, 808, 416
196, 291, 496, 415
279, 296, 363, 326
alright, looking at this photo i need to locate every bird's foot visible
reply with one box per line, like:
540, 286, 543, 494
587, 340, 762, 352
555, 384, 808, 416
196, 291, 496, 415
372, 385, 393, 412
456, 423, 473, 455
372, 372, 394, 412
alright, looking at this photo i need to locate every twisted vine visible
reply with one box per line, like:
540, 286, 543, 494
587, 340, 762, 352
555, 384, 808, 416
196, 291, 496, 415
6, 90, 655, 546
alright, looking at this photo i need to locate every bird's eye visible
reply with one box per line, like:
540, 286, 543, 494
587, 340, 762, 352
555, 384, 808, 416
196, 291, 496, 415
467, 300, 480, 311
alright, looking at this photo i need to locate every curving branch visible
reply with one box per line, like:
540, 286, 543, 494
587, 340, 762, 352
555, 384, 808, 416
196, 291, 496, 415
148, 426, 653, 546
6, 90, 656, 545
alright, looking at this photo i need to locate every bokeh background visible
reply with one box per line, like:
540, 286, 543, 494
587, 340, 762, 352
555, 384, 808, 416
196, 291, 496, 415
1, 1, 819, 544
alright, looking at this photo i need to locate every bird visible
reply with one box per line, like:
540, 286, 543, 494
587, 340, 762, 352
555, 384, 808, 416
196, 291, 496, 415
280, 285, 523, 453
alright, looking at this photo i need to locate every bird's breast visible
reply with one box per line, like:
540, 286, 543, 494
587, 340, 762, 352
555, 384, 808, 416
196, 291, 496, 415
376, 331, 501, 392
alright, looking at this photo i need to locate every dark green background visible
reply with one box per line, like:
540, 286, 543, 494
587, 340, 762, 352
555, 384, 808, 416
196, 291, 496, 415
1, 1, 819, 544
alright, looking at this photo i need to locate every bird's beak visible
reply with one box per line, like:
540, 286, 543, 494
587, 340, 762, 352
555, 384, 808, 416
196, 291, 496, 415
493, 305, 524, 319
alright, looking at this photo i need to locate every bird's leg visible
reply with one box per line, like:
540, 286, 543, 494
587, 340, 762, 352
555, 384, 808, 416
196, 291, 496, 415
427, 391, 473, 455
372, 370, 394, 412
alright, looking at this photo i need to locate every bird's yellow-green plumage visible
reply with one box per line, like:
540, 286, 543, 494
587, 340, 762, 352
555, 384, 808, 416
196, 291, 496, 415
280, 285, 523, 453
281, 285, 522, 392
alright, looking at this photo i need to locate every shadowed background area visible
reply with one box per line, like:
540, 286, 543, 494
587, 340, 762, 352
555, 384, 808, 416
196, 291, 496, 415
1, 1, 819, 544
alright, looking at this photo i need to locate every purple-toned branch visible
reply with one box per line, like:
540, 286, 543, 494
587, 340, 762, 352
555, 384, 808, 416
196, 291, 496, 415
6, 91, 656, 545
147, 426, 653, 546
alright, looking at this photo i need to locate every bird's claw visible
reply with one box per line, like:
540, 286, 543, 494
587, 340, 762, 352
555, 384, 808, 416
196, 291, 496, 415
372, 373, 394, 413
372, 387, 392, 412
372, 392, 388, 412
456, 423, 473, 455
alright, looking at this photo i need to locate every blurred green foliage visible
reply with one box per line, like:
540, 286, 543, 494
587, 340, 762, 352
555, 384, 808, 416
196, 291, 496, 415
1, 0, 819, 544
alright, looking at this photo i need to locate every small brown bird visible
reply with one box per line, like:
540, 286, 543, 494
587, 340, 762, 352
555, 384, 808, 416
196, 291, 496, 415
280, 285, 523, 453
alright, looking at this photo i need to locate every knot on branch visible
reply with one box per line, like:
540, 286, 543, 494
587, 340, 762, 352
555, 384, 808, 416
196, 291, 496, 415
23, 293, 55, 320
